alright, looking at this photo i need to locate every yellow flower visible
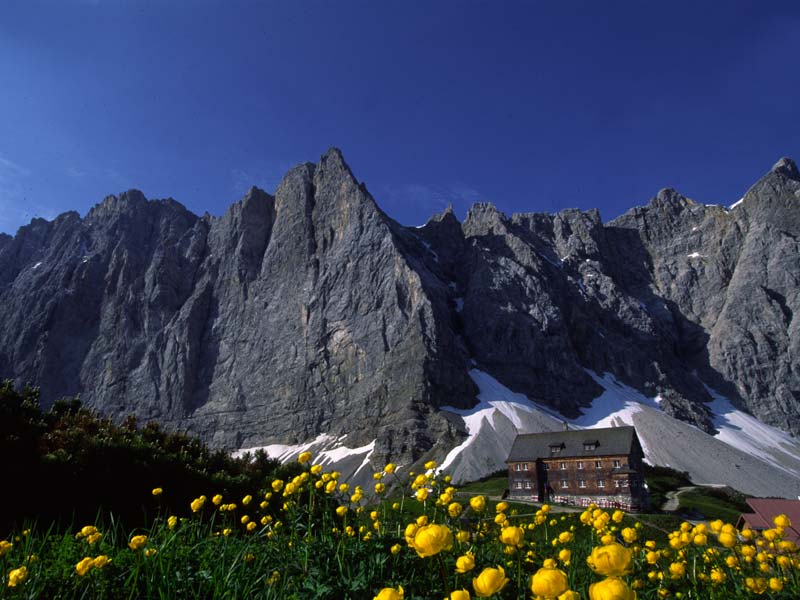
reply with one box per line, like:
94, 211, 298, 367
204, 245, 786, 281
272, 479, 284, 492
774, 514, 792, 529
587, 543, 632, 576
374, 584, 404, 600
612, 510, 624, 523
530, 566, 568, 598
267, 570, 280, 585
390, 544, 402, 555
242, 494, 253, 506
412, 524, 453, 557
144, 548, 157, 558
212, 494, 223, 505
469, 495, 486, 513
621, 528, 637, 543
448, 502, 463, 518
769, 577, 783, 592
710, 568, 726, 584
415, 488, 430, 501
496, 501, 509, 513
558, 531, 573, 544
447, 591, 471, 600
190, 495, 206, 513
336, 506, 348, 517
455, 552, 476, 573
717, 531, 736, 547
247, 521, 257, 531
384, 463, 396, 474
310, 464, 323, 475
128, 535, 148, 551
167, 515, 178, 530
500, 526, 525, 547
558, 549, 571, 563
86, 532, 102, 545
558, 592, 581, 600
473, 566, 509, 598
456, 530, 471, 543
375, 482, 386, 494
0, 540, 12, 556
298, 451, 313, 464
424, 460, 437, 470
745, 577, 767, 594
76, 557, 94, 577
7, 565, 27, 587
588, 576, 636, 600
151, 487, 163, 496
222, 528, 232, 536
669, 562, 686, 579
92, 555, 111, 569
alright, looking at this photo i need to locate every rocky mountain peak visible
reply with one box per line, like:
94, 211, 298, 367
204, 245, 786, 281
771, 156, 799, 180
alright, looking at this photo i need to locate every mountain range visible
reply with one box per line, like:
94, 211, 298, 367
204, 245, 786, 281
1, 150, 799, 496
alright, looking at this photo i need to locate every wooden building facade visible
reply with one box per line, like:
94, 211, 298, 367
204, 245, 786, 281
506, 426, 648, 511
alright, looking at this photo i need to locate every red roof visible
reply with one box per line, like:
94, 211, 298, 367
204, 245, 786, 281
737, 498, 800, 543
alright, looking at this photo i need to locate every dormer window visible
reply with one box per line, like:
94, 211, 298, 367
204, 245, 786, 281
583, 440, 599, 451
549, 443, 564, 455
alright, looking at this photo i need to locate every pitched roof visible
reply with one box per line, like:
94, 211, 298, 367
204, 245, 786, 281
738, 498, 800, 543
507, 426, 639, 462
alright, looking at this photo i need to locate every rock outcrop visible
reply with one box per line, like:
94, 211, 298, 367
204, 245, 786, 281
1, 150, 798, 478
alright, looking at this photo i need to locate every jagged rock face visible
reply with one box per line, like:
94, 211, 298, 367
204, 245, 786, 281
1, 150, 798, 476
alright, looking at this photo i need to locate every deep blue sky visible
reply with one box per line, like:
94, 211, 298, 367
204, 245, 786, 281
1, 1, 799, 235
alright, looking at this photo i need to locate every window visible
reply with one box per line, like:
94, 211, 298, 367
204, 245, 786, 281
578, 480, 586, 489
613, 460, 621, 468
523, 463, 529, 471
577, 461, 584, 470
614, 480, 621, 489
597, 479, 605, 488
595, 460, 602, 469
515, 464, 521, 471
561, 480, 569, 489
550, 445, 562, 455
515, 481, 523, 489
525, 480, 531, 489
560, 462, 567, 470
583, 440, 598, 451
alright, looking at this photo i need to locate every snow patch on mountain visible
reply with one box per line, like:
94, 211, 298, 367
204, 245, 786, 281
234, 434, 378, 478
704, 385, 800, 477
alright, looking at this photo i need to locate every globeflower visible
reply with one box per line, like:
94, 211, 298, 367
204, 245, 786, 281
128, 535, 148, 551
374, 584, 403, 600
588, 577, 637, 600
469, 495, 486, 513
500, 525, 525, 548
412, 524, 453, 557
447, 591, 471, 600
384, 463, 396, 474
190, 495, 206, 513
92, 555, 111, 569
774, 514, 792, 528
448, 502, 463, 518
151, 487, 163, 496
473, 566, 509, 598
424, 460, 437, 470
455, 552, 476, 573
0, 540, 12, 556
530, 566, 568, 599
298, 451, 312, 464
587, 543, 632, 576
7, 566, 28, 588
167, 516, 178, 530
76, 557, 94, 577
